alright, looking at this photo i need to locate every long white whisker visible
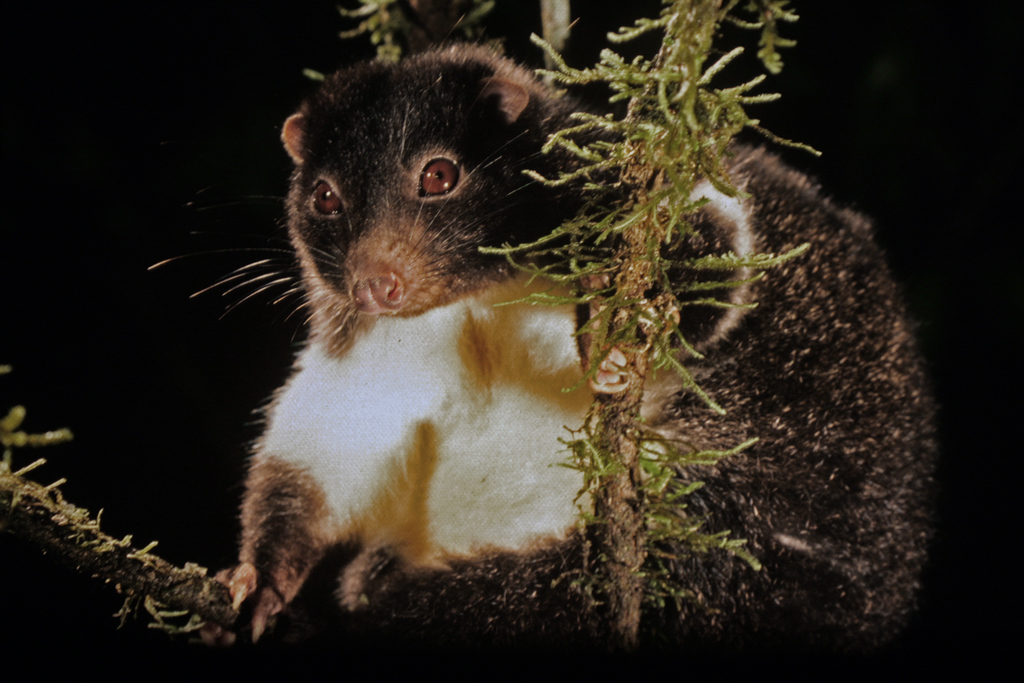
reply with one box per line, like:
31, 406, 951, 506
219, 278, 298, 318
274, 286, 306, 307
189, 260, 289, 298
149, 249, 291, 271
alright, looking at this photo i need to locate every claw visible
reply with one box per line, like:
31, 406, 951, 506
250, 588, 284, 643
228, 562, 259, 611
251, 613, 267, 644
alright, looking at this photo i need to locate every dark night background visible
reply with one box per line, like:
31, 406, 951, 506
2, 1, 1019, 673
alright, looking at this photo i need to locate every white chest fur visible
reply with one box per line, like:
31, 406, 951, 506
260, 277, 591, 560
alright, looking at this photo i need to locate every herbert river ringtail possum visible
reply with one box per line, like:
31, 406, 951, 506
204, 44, 937, 651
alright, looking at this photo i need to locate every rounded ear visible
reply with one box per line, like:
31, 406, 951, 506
479, 77, 531, 125
282, 113, 307, 164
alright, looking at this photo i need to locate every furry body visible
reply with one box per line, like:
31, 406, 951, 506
217, 45, 937, 652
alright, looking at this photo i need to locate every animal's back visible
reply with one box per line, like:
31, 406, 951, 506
655, 147, 937, 650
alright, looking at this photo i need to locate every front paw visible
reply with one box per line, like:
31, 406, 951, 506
199, 562, 284, 645
589, 347, 629, 394
199, 564, 246, 646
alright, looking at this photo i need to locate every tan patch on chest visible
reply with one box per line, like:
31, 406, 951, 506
351, 421, 440, 563
456, 301, 592, 415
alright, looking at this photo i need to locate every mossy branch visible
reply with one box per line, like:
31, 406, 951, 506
1, 459, 238, 633
2, 395, 237, 635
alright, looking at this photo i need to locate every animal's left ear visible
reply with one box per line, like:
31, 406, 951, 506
479, 77, 531, 125
282, 113, 307, 165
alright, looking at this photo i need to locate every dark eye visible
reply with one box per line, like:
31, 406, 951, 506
420, 158, 459, 196
313, 181, 342, 215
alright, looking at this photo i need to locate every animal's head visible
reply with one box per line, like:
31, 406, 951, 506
281, 45, 581, 343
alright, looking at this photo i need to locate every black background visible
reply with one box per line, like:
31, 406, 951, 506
2, 0, 1020, 673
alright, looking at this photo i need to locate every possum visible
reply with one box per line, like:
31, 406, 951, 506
203, 44, 937, 652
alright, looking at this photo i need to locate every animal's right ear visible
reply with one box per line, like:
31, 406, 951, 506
282, 113, 307, 165
479, 77, 531, 126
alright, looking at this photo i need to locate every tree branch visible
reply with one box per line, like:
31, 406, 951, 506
0, 459, 237, 632
585, 0, 727, 651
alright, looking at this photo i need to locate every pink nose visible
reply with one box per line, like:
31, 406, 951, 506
352, 273, 404, 314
